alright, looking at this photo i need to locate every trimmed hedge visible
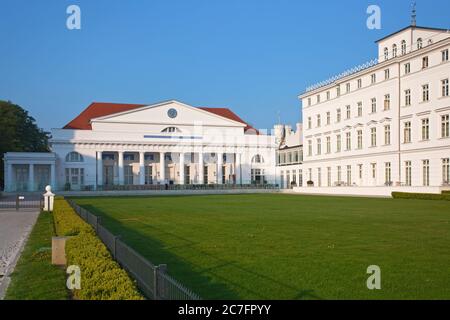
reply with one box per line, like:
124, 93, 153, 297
53, 199, 143, 300
392, 192, 450, 201
442, 190, 450, 195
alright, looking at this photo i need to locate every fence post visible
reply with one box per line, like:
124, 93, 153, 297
113, 235, 121, 259
153, 264, 168, 300
15, 194, 19, 211
96, 216, 102, 233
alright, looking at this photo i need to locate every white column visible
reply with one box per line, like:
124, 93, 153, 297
28, 164, 34, 191
198, 152, 204, 184
6, 163, 13, 192
179, 153, 185, 185
217, 153, 223, 184
139, 152, 145, 185
235, 153, 241, 185
159, 152, 165, 183
118, 151, 124, 185
96, 151, 103, 189
50, 163, 56, 190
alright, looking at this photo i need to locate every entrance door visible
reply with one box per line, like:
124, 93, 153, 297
15, 165, 28, 191
104, 165, 114, 186
35, 165, 50, 191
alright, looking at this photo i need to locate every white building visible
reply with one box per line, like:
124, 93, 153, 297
3, 100, 277, 192
298, 25, 450, 195
274, 123, 303, 189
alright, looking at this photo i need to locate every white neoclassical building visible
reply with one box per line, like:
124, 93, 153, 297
297, 24, 450, 195
3, 100, 277, 192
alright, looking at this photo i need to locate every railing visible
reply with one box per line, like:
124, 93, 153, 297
82, 183, 279, 192
67, 199, 201, 300
0, 195, 43, 210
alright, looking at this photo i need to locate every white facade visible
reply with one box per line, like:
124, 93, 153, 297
299, 26, 450, 190
4, 100, 276, 192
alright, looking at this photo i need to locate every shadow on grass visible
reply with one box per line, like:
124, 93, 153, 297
80, 203, 322, 300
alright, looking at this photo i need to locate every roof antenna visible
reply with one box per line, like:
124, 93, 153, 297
411, 1, 417, 27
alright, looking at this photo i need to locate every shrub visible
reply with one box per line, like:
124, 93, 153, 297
442, 190, 450, 195
392, 192, 450, 201
53, 199, 143, 300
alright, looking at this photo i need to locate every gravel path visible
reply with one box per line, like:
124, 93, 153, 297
0, 209, 39, 299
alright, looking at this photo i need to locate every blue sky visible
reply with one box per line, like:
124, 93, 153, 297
1, 0, 449, 131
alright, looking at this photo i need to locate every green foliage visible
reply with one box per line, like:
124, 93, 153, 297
5, 212, 68, 300
392, 192, 450, 201
53, 199, 143, 300
441, 190, 450, 195
0, 100, 49, 188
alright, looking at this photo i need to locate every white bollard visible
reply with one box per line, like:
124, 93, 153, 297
43, 185, 55, 211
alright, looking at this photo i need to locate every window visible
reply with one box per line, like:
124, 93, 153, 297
384, 68, 390, 80
357, 79, 362, 89
317, 114, 321, 127
308, 117, 312, 129
357, 130, 363, 149
308, 140, 312, 156
357, 102, 363, 117
161, 127, 181, 133
144, 154, 154, 161
422, 84, 429, 102
417, 38, 423, 49
252, 154, 264, 163
422, 56, 429, 69
337, 109, 341, 122
384, 47, 389, 60
345, 132, 351, 151
405, 161, 412, 186
392, 44, 397, 58
404, 63, 411, 74
371, 127, 377, 147
326, 91, 330, 100
346, 83, 350, 93
102, 153, 115, 160
442, 114, 450, 138
384, 125, 391, 145
358, 164, 363, 180
336, 135, 341, 152
66, 151, 83, 162
421, 118, 430, 140
317, 168, 322, 187
442, 79, 449, 97
317, 94, 321, 103
326, 112, 331, 125
326, 136, 331, 154
405, 89, 411, 106
346, 165, 352, 185
123, 153, 135, 161
336, 86, 341, 97
308, 98, 311, 106
371, 73, 376, 84
124, 165, 133, 185
404, 122, 411, 143
308, 168, 312, 181
144, 166, 153, 185
327, 167, 331, 187
401, 40, 407, 55
443, 158, 450, 185
384, 94, 391, 110
385, 162, 392, 185
346, 105, 351, 119
422, 160, 430, 186
371, 98, 377, 113
317, 139, 321, 155
443, 49, 449, 62
65, 168, 84, 188
337, 166, 342, 183
371, 163, 377, 180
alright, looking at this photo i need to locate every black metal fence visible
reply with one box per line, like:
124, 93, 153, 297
67, 199, 201, 300
73, 183, 280, 192
0, 195, 43, 210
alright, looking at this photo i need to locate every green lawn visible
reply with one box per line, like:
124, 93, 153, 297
74, 194, 450, 300
5, 212, 68, 300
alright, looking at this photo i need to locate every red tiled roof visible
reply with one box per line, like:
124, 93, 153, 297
63, 102, 259, 134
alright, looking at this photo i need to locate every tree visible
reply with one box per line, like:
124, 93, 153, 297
0, 100, 49, 189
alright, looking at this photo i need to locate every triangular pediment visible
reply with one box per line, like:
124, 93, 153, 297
91, 100, 246, 128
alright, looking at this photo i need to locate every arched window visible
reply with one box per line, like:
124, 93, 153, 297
161, 127, 181, 133
401, 40, 406, 55
417, 38, 423, 49
251, 154, 264, 164
66, 151, 83, 162
384, 47, 389, 60
392, 44, 397, 58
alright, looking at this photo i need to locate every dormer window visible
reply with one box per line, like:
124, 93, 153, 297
384, 47, 389, 60
417, 38, 423, 49
161, 127, 181, 133
392, 44, 397, 58
66, 152, 83, 162
401, 40, 407, 55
